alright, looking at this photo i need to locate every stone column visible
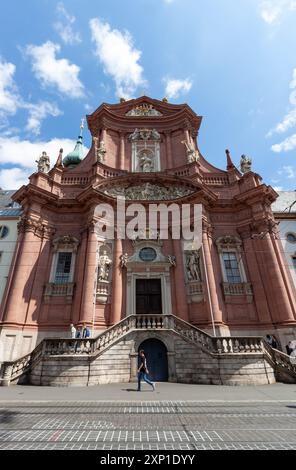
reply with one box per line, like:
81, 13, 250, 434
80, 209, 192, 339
80, 227, 98, 324
25, 237, 52, 325
243, 237, 273, 324
260, 233, 295, 323
202, 229, 223, 325
165, 132, 173, 168
120, 133, 125, 170
110, 237, 123, 325
172, 238, 189, 322
72, 230, 88, 325
3, 228, 43, 326
184, 128, 190, 144
101, 127, 107, 142
272, 235, 296, 319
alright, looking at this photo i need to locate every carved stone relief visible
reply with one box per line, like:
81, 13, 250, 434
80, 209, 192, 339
103, 182, 194, 200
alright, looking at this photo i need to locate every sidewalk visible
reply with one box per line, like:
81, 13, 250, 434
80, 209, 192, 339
0, 382, 295, 402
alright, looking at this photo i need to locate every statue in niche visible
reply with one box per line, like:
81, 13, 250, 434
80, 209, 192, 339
98, 249, 112, 281
36, 151, 50, 173
240, 154, 252, 174
97, 140, 106, 163
186, 251, 202, 282
181, 140, 199, 163
139, 151, 154, 172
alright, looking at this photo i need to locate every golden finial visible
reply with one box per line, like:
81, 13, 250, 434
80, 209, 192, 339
162, 97, 168, 102
80, 118, 85, 131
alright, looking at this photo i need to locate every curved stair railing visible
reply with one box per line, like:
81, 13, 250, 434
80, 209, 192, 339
1, 313, 296, 385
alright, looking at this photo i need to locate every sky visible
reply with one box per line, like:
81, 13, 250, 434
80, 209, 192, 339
0, 0, 296, 190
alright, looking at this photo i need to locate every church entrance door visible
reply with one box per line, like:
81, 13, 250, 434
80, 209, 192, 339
136, 279, 162, 314
138, 338, 168, 382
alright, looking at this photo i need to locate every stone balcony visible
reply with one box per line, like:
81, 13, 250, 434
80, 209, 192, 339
222, 282, 253, 303
44, 282, 75, 303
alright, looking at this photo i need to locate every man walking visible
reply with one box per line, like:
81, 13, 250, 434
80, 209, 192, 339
137, 350, 155, 392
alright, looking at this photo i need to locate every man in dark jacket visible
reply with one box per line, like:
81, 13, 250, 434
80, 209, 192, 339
137, 350, 155, 392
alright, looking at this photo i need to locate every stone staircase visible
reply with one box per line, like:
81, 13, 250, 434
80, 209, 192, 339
1, 314, 295, 386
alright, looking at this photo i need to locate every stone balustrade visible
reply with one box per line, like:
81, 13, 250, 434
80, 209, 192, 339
1, 313, 296, 386
44, 282, 75, 302
222, 282, 253, 296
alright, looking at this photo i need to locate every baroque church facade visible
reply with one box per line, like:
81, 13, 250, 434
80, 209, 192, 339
0, 96, 296, 385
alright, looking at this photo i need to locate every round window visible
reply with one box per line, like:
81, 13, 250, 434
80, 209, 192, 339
0, 226, 9, 239
287, 233, 296, 243
139, 247, 157, 262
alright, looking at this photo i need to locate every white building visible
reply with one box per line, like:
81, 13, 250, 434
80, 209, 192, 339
272, 191, 296, 289
0, 190, 21, 305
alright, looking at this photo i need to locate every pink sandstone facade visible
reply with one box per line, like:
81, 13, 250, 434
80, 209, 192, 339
1, 96, 296, 365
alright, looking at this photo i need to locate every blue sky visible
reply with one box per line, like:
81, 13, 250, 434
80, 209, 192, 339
0, 0, 296, 190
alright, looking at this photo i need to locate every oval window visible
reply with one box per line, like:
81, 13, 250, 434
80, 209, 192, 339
139, 247, 157, 262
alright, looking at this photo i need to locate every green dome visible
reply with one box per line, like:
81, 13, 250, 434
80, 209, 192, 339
63, 123, 84, 168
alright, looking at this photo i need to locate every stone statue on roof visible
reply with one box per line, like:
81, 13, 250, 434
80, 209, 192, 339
240, 155, 252, 174
36, 151, 50, 173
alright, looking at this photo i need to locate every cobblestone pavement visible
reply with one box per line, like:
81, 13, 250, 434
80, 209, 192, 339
1, 398, 296, 450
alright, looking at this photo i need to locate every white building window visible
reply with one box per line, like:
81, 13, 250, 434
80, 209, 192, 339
286, 232, 296, 243
0, 226, 9, 239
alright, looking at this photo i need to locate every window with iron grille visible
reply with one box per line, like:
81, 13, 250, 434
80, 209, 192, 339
54, 252, 72, 284
222, 252, 242, 283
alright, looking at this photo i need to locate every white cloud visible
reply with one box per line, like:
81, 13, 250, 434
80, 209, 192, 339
0, 58, 62, 135
0, 60, 20, 116
90, 18, 146, 98
164, 78, 192, 99
0, 136, 88, 172
0, 167, 30, 189
282, 165, 296, 178
0, 134, 89, 189
54, 2, 82, 45
272, 133, 296, 152
24, 102, 63, 136
269, 68, 296, 151
267, 108, 296, 136
273, 185, 284, 191
25, 41, 84, 98
259, 0, 296, 24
